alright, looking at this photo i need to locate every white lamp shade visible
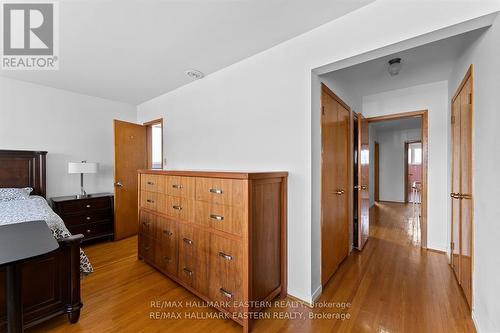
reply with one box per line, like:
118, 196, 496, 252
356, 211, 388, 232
68, 162, 98, 174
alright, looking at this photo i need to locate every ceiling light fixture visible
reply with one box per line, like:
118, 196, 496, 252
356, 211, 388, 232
388, 58, 402, 76
185, 69, 205, 80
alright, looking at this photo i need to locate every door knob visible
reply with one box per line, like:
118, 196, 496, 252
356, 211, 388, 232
450, 192, 460, 199
115, 181, 123, 187
334, 189, 345, 195
360, 185, 368, 190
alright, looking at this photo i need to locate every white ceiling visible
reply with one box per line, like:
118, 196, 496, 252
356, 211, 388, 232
0, 0, 372, 105
321, 28, 486, 99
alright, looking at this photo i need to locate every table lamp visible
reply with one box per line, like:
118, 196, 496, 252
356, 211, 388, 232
68, 161, 98, 198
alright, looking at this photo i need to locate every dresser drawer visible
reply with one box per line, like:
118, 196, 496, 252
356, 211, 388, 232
166, 196, 194, 221
155, 240, 178, 277
209, 233, 243, 314
177, 223, 208, 294
166, 176, 195, 199
156, 217, 178, 276
62, 208, 112, 226
141, 174, 165, 193
57, 197, 111, 215
140, 191, 166, 213
195, 201, 243, 236
195, 178, 229, 205
71, 222, 113, 241
139, 234, 155, 263
139, 210, 157, 239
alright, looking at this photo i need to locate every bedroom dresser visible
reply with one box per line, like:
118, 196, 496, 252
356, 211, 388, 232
137, 170, 287, 332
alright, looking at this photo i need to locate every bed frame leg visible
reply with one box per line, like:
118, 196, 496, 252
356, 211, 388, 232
68, 309, 81, 324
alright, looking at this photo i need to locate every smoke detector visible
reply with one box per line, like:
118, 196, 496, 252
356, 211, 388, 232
185, 69, 205, 80
388, 58, 402, 76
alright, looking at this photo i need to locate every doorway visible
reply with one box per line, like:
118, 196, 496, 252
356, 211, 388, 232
404, 141, 422, 203
367, 110, 428, 248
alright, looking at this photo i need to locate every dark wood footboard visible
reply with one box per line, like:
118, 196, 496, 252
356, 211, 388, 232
0, 234, 84, 332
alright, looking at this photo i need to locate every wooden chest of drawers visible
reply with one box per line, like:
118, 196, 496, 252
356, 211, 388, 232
137, 170, 287, 332
51, 193, 114, 243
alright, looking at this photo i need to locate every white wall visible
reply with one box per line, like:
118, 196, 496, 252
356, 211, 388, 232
362, 81, 449, 252
137, 0, 500, 303
375, 127, 421, 202
0, 77, 137, 198
448, 15, 500, 333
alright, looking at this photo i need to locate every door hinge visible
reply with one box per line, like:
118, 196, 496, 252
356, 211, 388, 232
451, 115, 455, 124
450, 242, 454, 250
321, 106, 325, 115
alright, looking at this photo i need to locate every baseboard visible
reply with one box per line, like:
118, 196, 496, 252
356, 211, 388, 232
472, 310, 481, 333
312, 285, 322, 303
377, 200, 406, 204
287, 293, 314, 308
426, 248, 446, 255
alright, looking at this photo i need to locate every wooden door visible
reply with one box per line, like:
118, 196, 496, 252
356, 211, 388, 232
450, 97, 461, 280
374, 142, 380, 202
321, 84, 350, 286
114, 120, 147, 240
357, 114, 369, 249
459, 76, 473, 308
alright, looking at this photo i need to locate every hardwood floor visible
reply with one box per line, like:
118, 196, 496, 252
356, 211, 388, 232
28, 202, 474, 333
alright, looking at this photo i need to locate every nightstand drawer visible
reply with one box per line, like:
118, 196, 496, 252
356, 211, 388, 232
57, 197, 111, 214
63, 210, 112, 226
71, 222, 113, 240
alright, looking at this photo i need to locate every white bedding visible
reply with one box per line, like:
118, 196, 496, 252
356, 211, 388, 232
0, 196, 93, 274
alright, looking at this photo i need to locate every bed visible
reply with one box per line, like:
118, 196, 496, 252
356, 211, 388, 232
0, 150, 87, 331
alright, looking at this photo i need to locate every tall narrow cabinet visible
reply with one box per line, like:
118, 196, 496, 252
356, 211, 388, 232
137, 170, 288, 332
450, 65, 474, 309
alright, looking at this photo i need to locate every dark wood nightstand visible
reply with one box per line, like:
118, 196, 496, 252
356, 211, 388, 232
51, 193, 114, 243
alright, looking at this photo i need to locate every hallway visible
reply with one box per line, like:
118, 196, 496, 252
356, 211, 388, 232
29, 203, 475, 333
315, 202, 474, 332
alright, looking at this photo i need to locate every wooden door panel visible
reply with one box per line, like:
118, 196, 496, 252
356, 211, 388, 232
459, 77, 473, 307
321, 85, 350, 285
357, 114, 369, 250
114, 120, 147, 240
450, 97, 461, 278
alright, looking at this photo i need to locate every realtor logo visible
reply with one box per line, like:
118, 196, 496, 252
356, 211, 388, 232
1, 0, 59, 70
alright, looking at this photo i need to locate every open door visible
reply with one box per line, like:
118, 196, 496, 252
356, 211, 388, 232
357, 114, 369, 250
321, 84, 350, 286
113, 120, 147, 240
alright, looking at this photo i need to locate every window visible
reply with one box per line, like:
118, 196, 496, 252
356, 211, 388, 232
145, 119, 163, 169
408, 142, 422, 165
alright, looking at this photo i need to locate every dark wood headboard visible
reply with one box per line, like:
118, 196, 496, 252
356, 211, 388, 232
0, 150, 47, 197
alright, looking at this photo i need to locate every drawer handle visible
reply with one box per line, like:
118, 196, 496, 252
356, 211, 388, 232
143, 246, 151, 251
146, 199, 155, 203
147, 181, 155, 185
219, 288, 233, 299
164, 256, 172, 263
172, 205, 183, 211
163, 229, 172, 236
183, 268, 193, 276
210, 214, 224, 221
86, 204, 91, 208
86, 229, 91, 234
218, 252, 233, 261
209, 188, 223, 194
183, 238, 193, 245
172, 184, 183, 189
86, 216, 91, 221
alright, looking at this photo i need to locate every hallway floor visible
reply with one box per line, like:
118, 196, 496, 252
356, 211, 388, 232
29, 202, 475, 333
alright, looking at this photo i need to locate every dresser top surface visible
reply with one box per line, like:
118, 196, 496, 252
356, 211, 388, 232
137, 169, 288, 179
